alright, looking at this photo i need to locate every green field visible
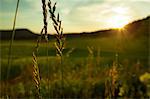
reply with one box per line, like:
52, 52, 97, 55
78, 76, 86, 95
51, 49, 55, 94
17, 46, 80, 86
0, 35, 150, 98
1, 35, 149, 63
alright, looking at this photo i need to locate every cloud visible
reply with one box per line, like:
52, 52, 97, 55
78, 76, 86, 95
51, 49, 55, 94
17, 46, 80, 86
22, 0, 42, 12
1, 0, 15, 3
130, 0, 150, 2
0, 0, 17, 12
106, 0, 150, 2
1, 0, 150, 33
61, 0, 150, 32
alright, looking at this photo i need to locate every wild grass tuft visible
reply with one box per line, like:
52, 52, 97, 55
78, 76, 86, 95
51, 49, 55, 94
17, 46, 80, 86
48, 0, 65, 97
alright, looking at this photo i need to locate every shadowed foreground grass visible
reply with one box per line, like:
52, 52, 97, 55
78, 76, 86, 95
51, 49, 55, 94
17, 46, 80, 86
0, 35, 149, 98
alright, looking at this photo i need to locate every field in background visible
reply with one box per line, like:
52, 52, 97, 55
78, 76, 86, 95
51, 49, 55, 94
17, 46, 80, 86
0, 34, 149, 98
1, 35, 149, 64
0, 0, 149, 97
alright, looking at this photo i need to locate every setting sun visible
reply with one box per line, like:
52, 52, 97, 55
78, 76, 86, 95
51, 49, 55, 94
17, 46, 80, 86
107, 15, 130, 29
0, 0, 150, 98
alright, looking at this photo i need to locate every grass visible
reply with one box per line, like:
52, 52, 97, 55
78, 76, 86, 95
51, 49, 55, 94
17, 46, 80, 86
0, 36, 148, 59
48, 0, 65, 97
0, 34, 149, 98
0, 0, 149, 98
0, 51, 149, 98
1, 35, 148, 70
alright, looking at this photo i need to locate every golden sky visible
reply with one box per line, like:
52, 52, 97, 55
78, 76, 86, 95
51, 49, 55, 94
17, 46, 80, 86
0, 0, 150, 34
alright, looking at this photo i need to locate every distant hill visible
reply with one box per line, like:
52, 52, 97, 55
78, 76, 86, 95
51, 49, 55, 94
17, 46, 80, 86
0, 16, 149, 40
124, 16, 150, 37
64, 29, 116, 38
73, 16, 150, 38
0, 29, 39, 40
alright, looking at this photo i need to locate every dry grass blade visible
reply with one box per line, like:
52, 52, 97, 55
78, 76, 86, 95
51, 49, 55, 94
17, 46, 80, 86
48, 0, 65, 97
105, 61, 119, 98
48, 0, 65, 56
32, 52, 41, 99
66, 48, 75, 57
6, 0, 20, 97
31, 0, 49, 98
32, 28, 44, 99
42, 0, 48, 37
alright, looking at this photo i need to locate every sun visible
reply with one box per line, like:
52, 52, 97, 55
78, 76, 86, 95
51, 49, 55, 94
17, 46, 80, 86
107, 15, 129, 29
107, 6, 130, 29
112, 7, 128, 14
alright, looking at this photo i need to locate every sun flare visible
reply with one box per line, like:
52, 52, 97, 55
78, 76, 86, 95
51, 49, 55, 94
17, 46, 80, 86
107, 15, 130, 29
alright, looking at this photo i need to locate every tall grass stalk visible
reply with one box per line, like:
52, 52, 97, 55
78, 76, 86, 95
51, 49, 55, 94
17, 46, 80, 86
32, 28, 44, 99
32, 0, 49, 98
6, 0, 20, 97
48, 0, 65, 97
41, 0, 51, 98
105, 61, 119, 98
32, 51, 41, 99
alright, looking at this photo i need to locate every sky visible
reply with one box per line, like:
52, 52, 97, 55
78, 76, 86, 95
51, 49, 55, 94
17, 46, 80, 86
0, 0, 150, 34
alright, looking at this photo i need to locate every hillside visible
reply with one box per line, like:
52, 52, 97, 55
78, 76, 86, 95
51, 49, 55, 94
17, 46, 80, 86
0, 16, 149, 40
0, 29, 39, 40
124, 16, 150, 37
79, 16, 150, 38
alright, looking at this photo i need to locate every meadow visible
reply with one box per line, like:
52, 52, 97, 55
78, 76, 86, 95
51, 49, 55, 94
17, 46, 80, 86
0, 34, 149, 98
0, 0, 150, 98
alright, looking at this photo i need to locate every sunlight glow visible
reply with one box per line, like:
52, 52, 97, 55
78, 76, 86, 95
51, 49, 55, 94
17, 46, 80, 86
107, 15, 130, 29
112, 7, 128, 14
107, 7, 130, 29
